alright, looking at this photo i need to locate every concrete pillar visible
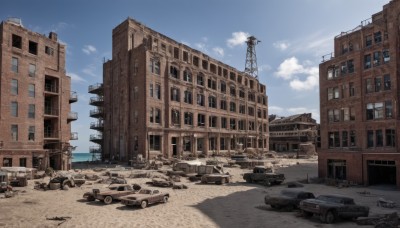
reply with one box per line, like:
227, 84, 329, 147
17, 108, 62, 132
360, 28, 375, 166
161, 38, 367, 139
216, 133, 220, 155
178, 136, 183, 159
192, 136, 198, 157
204, 135, 209, 157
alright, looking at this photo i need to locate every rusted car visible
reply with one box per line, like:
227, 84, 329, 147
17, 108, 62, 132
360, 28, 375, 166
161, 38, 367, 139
84, 184, 137, 204
120, 189, 169, 209
243, 166, 285, 186
299, 194, 369, 224
264, 189, 315, 211
201, 174, 231, 185
150, 178, 173, 187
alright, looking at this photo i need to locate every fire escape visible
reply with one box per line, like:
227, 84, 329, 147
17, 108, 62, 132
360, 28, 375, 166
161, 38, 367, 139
88, 83, 104, 161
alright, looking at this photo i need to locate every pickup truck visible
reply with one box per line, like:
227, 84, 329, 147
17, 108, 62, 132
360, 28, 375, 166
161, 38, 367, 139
299, 194, 369, 224
243, 166, 285, 186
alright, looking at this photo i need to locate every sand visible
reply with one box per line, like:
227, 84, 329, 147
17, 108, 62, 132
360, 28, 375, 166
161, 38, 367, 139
0, 156, 399, 228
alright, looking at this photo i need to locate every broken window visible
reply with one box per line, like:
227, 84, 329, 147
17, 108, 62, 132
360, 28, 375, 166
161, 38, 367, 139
29, 41, 38, 55
223, 69, 228, 78
11, 125, 18, 141
366, 78, 373, 93
217, 66, 222, 76
210, 64, 216, 74
230, 118, 236, 130
248, 121, 255, 131
220, 99, 227, 110
239, 89, 245, 98
184, 112, 193, 125
170, 66, 179, 79
257, 109, 262, 118
328, 131, 340, 148
239, 104, 246, 114
373, 51, 381, 66
149, 83, 153, 97
386, 129, 395, 147
45, 46, 54, 56
376, 130, 383, 147
229, 102, 236, 112
248, 92, 255, 102
183, 51, 189, 62
170, 87, 180, 102
155, 108, 161, 124
155, 84, 161, 99
385, 100, 393, 118
202, 60, 208, 70
173, 47, 179, 59
183, 69, 192, 82
197, 93, 205, 106
149, 58, 160, 75
364, 54, 371, 69
193, 56, 199, 67
365, 35, 372, 47
184, 90, 192, 104
238, 120, 246, 130
12, 34, 22, 49
349, 83, 355, 97
248, 107, 254, 116
28, 126, 35, 141
367, 130, 374, 148
209, 116, 217, 128
208, 95, 217, 108
375, 77, 381, 92
374, 31, 382, 43
340, 62, 347, 75
384, 74, 391, 90
383, 49, 390, 63
197, 73, 204, 86
341, 131, 348, 147
171, 109, 180, 125
207, 78, 217, 90
149, 135, 160, 150
221, 117, 227, 129
237, 75, 242, 83
198, 113, 205, 127
347, 59, 354, 73
230, 85, 236, 97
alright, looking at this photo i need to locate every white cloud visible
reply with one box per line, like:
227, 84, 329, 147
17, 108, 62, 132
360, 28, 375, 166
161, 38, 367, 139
68, 72, 87, 83
195, 42, 208, 53
227, 31, 250, 48
82, 45, 97, 55
212, 47, 224, 57
274, 57, 319, 91
273, 41, 290, 51
258, 64, 271, 73
82, 64, 97, 77
269, 106, 284, 113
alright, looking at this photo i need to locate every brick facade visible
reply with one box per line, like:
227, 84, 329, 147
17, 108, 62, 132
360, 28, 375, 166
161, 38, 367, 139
100, 18, 269, 162
319, 1, 400, 188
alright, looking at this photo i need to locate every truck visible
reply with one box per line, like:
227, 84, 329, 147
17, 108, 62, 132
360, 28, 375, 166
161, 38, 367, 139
243, 166, 285, 186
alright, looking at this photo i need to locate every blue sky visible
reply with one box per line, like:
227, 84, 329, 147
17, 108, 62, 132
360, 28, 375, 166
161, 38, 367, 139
1, 0, 389, 153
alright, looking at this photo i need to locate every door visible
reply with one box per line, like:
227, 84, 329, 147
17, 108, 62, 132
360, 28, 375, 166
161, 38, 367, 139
172, 137, 177, 156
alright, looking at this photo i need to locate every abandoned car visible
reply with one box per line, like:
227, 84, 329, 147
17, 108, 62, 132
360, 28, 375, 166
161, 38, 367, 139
85, 184, 137, 204
149, 178, 174, 187
264, 189, 315, 211
243, 166, 285, 186
299, 194, 369, 224
119, 189, 169, 209
201, 174, 231, 185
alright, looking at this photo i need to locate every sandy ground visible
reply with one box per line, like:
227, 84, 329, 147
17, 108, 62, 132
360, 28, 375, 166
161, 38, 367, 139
0, 156, 399, 228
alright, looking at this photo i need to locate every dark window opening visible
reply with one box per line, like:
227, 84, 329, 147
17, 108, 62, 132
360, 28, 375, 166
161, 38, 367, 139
29, 41, 38, 55
12, 34, 22, 49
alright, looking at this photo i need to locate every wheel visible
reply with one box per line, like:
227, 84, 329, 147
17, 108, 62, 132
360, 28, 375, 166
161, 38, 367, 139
302, 210, 313, 218
163, 196, 169, 203
220, 178, 226, 184
103, 196, 113, 204
140, 200, 148, 209
87, 195, 95, 201
245, 177, 252, 183
323, 211, 336, 224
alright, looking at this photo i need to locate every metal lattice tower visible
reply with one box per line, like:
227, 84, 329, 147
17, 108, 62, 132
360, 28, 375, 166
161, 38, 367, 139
244, 36, 260, 79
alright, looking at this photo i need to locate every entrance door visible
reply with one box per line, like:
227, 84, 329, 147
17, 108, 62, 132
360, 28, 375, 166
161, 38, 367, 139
368, 160, 396, 185
171, 137, 177, 156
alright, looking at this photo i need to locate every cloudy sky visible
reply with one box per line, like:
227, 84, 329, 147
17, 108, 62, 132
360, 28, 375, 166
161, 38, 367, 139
1, 0, 389, 153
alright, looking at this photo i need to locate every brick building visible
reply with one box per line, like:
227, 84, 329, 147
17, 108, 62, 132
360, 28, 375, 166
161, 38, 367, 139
0, 18, 77, 170
319, 0, 400, 188
269, 113, 318, 154
100, 18, 269, 162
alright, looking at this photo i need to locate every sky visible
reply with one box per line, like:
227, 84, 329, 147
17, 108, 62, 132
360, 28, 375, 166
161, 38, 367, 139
1, 0, 390, 153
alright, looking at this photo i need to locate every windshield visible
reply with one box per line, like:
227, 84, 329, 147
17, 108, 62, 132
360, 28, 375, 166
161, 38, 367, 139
139, 189, 151, 194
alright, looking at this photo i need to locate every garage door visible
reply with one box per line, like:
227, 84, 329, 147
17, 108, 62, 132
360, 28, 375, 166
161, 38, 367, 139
368, 160, 396, 185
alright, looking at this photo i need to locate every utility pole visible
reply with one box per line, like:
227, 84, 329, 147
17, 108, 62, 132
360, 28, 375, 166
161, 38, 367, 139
244, 36, 260, 79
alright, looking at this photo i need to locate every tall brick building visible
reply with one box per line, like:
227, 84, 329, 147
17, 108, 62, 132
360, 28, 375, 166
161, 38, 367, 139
319, 0, 400, 188
0, 18, 78, 170
101, 18, 269, 161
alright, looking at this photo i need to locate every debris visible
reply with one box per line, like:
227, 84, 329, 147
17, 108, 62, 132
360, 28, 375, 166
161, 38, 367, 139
356, 212, 399, 227
46, 216, 71, 226
172, 184, 188, 189
286, 182, 304, 188
377, 198, 396, 208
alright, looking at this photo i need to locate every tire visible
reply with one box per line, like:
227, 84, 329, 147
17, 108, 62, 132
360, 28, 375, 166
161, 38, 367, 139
163, 196, 169, 203
140, 200, 148, 209
245, 177, 252, 183
302, 210, 313, 218
87, 195, 95, 202
323, 211, 336, 224
103, 196, 113, 204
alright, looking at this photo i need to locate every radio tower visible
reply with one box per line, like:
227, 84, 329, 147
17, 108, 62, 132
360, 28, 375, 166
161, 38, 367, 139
244, 36, 260, 79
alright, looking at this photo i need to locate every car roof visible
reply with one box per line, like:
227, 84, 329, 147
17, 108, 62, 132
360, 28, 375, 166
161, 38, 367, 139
318, 194, 353, 200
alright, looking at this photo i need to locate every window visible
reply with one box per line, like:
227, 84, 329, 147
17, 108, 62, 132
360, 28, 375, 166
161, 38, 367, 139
364, 54, 371, 69
221, 117, 227, 129
207, 78, 217, 90
170, 66, 179, 79
28, 104, 35, 118
11, 102, 18, 117
20, 158, 27, 167
374, 31, 382, 43
350, 130, 356, 146
184, 112, 193, 125
183, 51, 189, 62
248, 92, 255, 102
28, 41, 38, 55
342, 131, 348, 147
375, 77, 381, 92
209, 116, 217, 127
230, 102, 236, 112
155, 84, 161, 99
230, 72, 236, 81
12, 34, 22, 48
385, 101, 393, 118
45, 46, 54, 56
170, 88, 180, 102
28, 64, 36, 77
28, 126, 35, 141
239, 89, 245, 98
328, 131, 340, 148
12, 57, 18, 73
173, 47, 179, 59
384, 74, 391, 90
202, 60, 208, 70
183, 69, 192, 82
248, 121, 255, 131
366, 79, 373, 93
184, 90, 192, 104
238, 120, 246, 130
366, 102, 383, 120
11, 79, 18, 95
197, 93, 205, 106
230, 118, 236, 130
230, 85, 236, 97
11, 125, 18, 141
220, 81, 226, 93
340, 62, 347, 75
28, 84, 35, 97
220, 100, 227, 110
350, 107, 356, 121
328, 109, 340, 122
376, 130, 383, 147
383, 49, 390, 63
149, 108, 154, 123
367, 130, 374, 148
198, 114, 205, 127
197, 73, 204, 86
257, 109, 262, 118
248, 107, 254, 116
239, 104, 246, 114
349, 83, 355, 97
149, 135, 160, 150
171, 109, 180, 125
150, 84, 153, 97
208, 96, 217, 108
366, 35, 372, 47
386, 129, 395, 147
149, 58, 160, 75
193, 56, 199, 67
342, 108, 350, 121
210, 64, 216, 74
155, 108, 161, 124
347, 60, 354, 73
373, 51, 381, 66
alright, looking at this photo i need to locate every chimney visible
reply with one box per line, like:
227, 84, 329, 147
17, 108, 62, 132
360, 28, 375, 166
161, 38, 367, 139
49, 32, 58, 41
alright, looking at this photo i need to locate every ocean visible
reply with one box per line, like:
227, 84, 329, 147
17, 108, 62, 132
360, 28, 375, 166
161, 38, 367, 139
72, 153, 93, 162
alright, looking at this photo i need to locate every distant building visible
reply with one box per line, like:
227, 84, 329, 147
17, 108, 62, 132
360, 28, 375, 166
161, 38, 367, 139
319, 0, 400, 188
0, 18, 77, 170
269, 113, 318, 154
96, 18, 269, 162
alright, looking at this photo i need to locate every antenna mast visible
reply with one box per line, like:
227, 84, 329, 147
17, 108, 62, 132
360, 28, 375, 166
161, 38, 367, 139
244, 36, 260, 79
